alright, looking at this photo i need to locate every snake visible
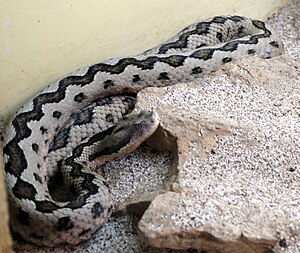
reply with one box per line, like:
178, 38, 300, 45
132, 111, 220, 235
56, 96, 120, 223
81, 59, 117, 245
2, 16, 284, 246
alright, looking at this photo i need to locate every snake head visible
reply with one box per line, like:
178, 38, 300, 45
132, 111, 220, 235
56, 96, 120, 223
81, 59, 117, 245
112, 109, 159, 144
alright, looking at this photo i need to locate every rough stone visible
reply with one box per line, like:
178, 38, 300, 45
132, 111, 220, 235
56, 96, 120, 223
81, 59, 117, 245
137, 55, 300, 253
138, 192, 277, 253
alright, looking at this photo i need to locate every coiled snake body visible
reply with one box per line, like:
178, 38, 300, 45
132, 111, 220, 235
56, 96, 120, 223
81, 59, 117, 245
2, 16, 284, 246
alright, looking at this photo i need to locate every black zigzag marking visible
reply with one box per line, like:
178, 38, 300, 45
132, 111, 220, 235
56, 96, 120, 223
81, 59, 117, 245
157, 16, 252, 54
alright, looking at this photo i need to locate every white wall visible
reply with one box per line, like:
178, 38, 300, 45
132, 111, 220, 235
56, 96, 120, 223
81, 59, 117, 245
0, 0, 290, 122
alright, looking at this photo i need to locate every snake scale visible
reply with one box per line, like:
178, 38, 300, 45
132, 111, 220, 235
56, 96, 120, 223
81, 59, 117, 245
2, 16, 284, 246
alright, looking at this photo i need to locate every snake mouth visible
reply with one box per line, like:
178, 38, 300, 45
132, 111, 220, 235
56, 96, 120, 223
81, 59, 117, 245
145, 109, 160, 129
118, 109, 160, 145
147, 109, 160, 126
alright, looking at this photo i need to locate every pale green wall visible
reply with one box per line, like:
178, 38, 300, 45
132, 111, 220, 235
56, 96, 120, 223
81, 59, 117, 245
0, 0, 291, 123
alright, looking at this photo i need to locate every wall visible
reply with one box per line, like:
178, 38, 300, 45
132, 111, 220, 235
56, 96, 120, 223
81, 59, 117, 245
0, 0, 291, 122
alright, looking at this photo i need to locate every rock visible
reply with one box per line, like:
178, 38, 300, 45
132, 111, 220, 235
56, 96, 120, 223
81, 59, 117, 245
139, 192, 277, 253
137, 55, 300, 253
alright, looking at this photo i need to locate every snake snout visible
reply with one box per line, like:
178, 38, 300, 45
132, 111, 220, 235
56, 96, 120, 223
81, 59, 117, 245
147, 109, 160, 126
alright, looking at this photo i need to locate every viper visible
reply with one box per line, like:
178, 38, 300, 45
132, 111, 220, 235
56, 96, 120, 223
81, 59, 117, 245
2, 16, 284, 246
